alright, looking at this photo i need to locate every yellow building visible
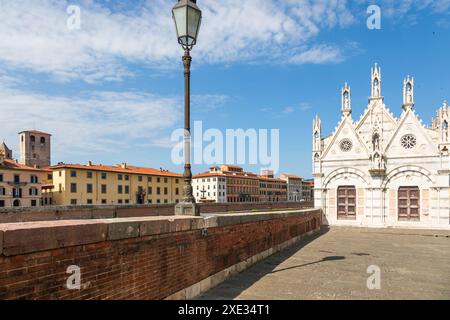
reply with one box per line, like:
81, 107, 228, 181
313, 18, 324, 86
0, 158, 51, 208
50, 162, 183, 206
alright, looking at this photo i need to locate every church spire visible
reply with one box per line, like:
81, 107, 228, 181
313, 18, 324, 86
341, 82, 352, 117
371, 63, 382, 98
402, 75, 414, 111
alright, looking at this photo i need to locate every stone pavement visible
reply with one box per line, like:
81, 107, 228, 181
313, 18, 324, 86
198, 226, 450, 300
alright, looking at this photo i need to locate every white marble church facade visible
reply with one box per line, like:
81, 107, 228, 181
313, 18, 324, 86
313, 64, 450, 230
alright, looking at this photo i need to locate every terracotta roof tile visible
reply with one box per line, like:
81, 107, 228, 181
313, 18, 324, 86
49, 163, 182, 177
0, 159, 48, 172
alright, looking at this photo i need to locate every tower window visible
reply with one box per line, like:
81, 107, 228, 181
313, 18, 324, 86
30, 135, 35, 143
40, 137, 46, 144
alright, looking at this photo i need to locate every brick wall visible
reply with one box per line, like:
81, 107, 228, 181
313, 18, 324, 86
0, 201, 314, 223
0, 209, 321, 300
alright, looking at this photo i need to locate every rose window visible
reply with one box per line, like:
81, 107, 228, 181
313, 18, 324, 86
340, 139, 353, 152
401, 134, 417, 149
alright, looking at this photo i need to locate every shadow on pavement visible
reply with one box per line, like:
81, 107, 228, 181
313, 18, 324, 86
196, 225, 331, 300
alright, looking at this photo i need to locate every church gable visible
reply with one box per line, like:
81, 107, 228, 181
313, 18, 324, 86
322, 117, 369, 161
385, 110, 439, 158
355, 100, 398, 152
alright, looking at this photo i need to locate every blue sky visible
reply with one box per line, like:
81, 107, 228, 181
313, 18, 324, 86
0, 0, 449, 178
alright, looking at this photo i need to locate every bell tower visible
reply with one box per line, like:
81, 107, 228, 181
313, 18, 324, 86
19, 130, 52, 168
312, 115, 322, 175
341, 82, 352, 118
371, 63, 382, 99
402, 76, 414, 111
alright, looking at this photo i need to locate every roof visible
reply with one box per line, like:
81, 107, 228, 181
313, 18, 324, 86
193, 170, 286, 182
193, 172, 226, 179
281, 173, 303, 180
0, 159, 48, 172
19, 130, 52, 136
49, 163, 182, 177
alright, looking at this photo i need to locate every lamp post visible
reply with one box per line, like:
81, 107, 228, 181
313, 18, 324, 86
172, 0, 202, 216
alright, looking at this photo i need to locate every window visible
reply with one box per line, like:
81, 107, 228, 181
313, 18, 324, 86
47, 174, 52, 180
340, 139, 353, 152
101, 199, 107, 204
70, 199, 77, 205
176, 188, 179, 195
157, 199, 161, 204
164, 199, 168, 204
59, 171, 62, 177
101, 184, 107, 194
148, 176, 152, 182
157, 187, 161, 195
70, 170, 77, 178
157, 177, 160, 183
71, 183, 77, 193
0, 200, 4, 207
125, 186, 129, 194
87, 172, 93, 179
138, 176, 143, 182
40, 137, 46, 145
118, 185, 123, 194
87, 184, 93, 193
148, 199, 153, 204
14, 175, 20, 183
30, 175, 38, 183
125, 199, 129, 204
59, 183, 62, 192
0, 187, 5, 196
0, 174, 3, 182
118, 199, 123, 204
118, 174, 123, 180
13, 199, 21, 207
401, 134, 417, 150
176, 179, 179, 184
31, 200, 37, 207
29, 188, 38, 196
30, 135, 35, 143
164, 178, 168, 183
164, 187, 168, 195
101, 173, 107, 180
125, 175, 129, 181
148, 187, 152, 195
87, 199, 93, 205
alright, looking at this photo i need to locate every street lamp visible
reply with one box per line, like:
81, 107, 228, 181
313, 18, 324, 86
172, 0, 202, 216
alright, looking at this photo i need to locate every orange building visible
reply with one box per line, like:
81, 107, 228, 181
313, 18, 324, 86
259, 170, 288, 202
193, 165, 287, 203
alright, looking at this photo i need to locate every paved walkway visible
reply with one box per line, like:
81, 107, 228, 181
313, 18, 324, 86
199, 227, 450, 300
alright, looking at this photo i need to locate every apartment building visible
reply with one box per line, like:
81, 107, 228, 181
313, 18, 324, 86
302, 179, 314, 202
50, 162, 183, 206
259, 170, 288, 202
280, 174, 303, 202
0, 157, 50, 208
193, 166, 288, 203
192, 167, 227, 203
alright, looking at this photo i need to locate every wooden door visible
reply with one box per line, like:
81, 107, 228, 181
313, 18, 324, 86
337, 186, 356, 220
398, 187, 420, 221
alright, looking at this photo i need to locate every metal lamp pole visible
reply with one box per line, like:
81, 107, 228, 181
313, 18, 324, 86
172, 0, 202, 215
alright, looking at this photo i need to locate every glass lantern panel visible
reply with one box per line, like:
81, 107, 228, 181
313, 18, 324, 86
173, 6, 187, 38
187, 7, 201, 40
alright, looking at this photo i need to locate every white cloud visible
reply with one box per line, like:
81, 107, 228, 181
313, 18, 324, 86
0, 85, 183, 160
0, 0, 359, 83
289, 44, 344, 64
